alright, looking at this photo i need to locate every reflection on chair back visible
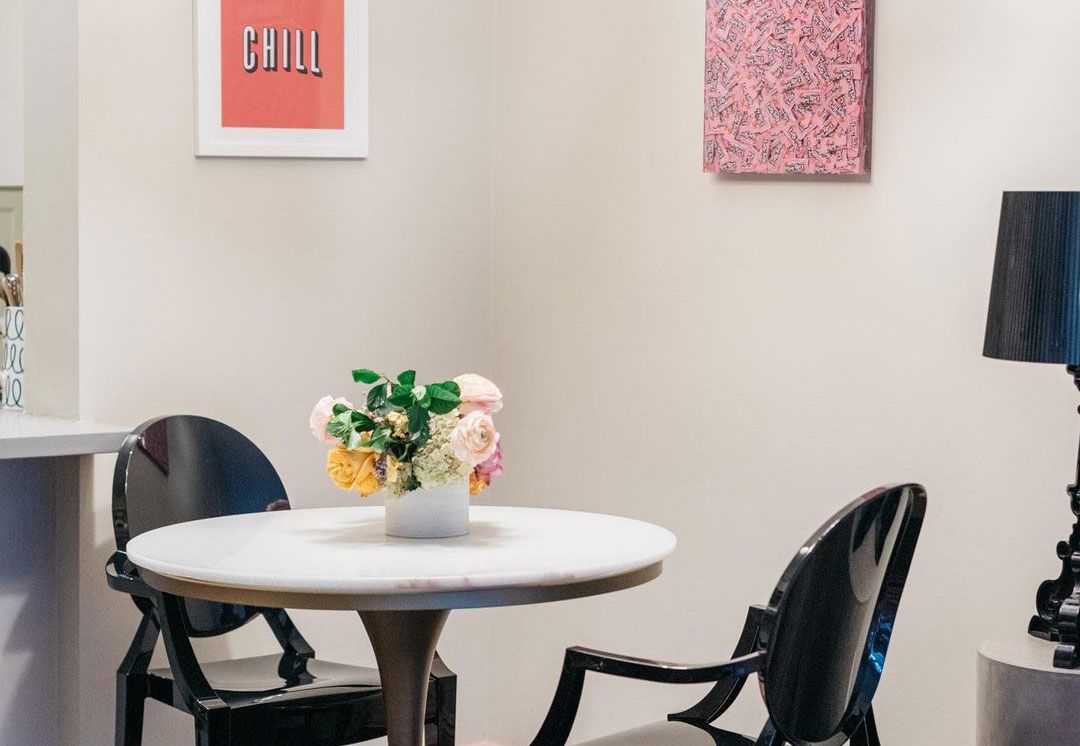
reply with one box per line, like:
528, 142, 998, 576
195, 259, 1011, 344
761, 484, 926, 744
112, 415, 290, 636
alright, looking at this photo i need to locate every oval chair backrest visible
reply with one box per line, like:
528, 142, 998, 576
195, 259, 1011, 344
760, 484, 926, 745
113, 415, 290, 636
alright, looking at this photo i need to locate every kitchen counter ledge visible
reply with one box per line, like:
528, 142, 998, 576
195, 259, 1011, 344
0, 412, 130, 459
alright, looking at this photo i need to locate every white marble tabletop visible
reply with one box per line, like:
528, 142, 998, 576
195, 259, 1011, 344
126, 506, 677, 610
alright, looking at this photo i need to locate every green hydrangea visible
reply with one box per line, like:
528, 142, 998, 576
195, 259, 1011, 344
383, 458, 416, 497
412, 412, 470, 489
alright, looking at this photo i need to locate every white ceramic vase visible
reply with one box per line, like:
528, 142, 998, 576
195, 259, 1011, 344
1, 306, 24, 411
384, 482, 470, 539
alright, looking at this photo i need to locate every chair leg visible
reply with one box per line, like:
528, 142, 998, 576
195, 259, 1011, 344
195, 724, 228, 746
850, 707, 881, 746
431, 653, 457, 746
194, 708, 231, 746
755, 719, 784, 746
116, 613, 159, 746
115, 675, 146, 746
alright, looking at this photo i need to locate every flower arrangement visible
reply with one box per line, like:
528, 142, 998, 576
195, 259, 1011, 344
310, 368, 503, 499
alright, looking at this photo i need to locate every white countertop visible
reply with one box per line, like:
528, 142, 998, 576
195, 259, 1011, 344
0, 412, 130, 459
127, 506, 677, 609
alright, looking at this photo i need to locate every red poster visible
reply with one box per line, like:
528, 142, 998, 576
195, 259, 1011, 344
220, 0, 346, 130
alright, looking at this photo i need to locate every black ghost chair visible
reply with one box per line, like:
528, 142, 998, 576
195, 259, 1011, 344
529, 484, 927, 746
106, 415, 457, 746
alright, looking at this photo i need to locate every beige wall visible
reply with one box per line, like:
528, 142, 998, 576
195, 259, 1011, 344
24, 0, 79, 418
0, 0, 23, 187
35, 0, 1080, 742
489, 1, 1080, 743
75, 1, 495, 743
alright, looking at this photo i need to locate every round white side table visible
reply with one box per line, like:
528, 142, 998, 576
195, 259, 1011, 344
977, 634, 1080, 745
126, 505, 677, 746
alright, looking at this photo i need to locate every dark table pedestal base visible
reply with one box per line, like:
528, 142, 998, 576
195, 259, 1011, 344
359, 609, 450, 746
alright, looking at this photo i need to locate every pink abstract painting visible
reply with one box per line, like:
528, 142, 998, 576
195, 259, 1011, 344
704, 0, 873, 175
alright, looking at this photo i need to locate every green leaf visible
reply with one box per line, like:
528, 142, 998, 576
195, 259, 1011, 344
332, 404, 349, 416
367, 383, 388, 410
417, 387, 432, 409
397, 370, 417, 387
364, 429, 391, 452
350, 411, 379, 431
407, 405, 427, 435
428, 380, 461, 397
427, 399, 457, 416
352, 368, 381, 384
388, 388, 415, 409
427, 382, 462, 412
326, 412, 353, 440
346, 430, 366, 451
427, 384, 457, 403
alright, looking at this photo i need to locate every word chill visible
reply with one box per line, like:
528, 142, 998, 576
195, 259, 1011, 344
242, 27, 322, 76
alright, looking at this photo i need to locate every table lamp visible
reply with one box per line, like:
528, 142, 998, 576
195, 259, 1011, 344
985, 190, 1080, 668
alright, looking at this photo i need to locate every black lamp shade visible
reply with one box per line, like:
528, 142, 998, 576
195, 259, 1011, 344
984, 192, 1080, 365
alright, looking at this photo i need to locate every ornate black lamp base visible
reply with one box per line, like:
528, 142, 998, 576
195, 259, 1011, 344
1028, 553, 1080, 668
1028, 366, 1080, 669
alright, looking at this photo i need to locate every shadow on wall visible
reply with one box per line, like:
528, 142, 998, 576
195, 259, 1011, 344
0, 458, 62, 745
715, 172, 872, 185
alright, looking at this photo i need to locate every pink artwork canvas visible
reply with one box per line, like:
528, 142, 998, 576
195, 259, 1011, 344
704, 0, 873, 175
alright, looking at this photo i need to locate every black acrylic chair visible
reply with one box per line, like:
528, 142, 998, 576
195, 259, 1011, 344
106, 415, 457, 746
529, 484, 927, 746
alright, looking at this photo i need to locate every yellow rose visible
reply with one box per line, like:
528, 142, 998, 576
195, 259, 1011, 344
326, 446, 381, 497
469, 470, 488, 497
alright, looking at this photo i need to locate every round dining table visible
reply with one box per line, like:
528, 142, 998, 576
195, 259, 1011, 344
126, 505, 677, 746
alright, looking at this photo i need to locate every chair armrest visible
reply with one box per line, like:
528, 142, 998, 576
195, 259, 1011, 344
529, 642, 766, 746
108, 553, 227, 711
566, 647, 765, 685
262, 608, 316, 658
106, 552, 154, 598
670, 604, 767, 724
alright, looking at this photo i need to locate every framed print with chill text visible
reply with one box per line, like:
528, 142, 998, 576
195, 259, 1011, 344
195, 0, 369, 159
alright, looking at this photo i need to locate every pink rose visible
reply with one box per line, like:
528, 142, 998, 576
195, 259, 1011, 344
454, 373, 503, 415
450, 411, 500, 466
309, 395, 353, 444
475, 441, 504, 487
